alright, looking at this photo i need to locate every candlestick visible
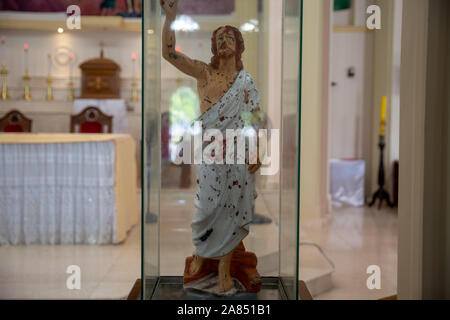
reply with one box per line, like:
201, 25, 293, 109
67, 52, 74, 101
68, 78, 74, 101
131, 77, 138, 102
131, 52, 137, 78
23, 71, 31, 101
379, 96, 387, 136
131, 52, 138, 102
46, 75, 53, 101
370, 96, 393, 208
0, 36, 5, 63
369, 134, 394, 209
127, 0, 133, 14
1, 62, 8, 100
23, 43, 31, 101
69, 52, 74, 78
47, 53, 52, 76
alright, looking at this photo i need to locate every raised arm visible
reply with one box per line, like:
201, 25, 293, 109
160, 0, 208, 80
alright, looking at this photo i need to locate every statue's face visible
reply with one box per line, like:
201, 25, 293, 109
215, 28, 236, 58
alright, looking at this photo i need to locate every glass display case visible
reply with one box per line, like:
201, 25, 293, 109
142, 0, 303, 300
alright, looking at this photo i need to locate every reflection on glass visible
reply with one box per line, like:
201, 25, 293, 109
142, 0, 302, 300
169, 86, 200, 162
171, 15, 200, 32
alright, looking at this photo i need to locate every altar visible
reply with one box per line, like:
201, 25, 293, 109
0, 133, 138, 245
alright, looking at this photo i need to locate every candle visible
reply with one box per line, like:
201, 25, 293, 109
24, 43, 29, 73
68, 52, 74, 78
47, 53, 52, 76
131, 52, 136, 78
380, 96, 387, 136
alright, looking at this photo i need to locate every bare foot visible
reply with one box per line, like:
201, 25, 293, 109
219, 274, 234, 292
218, 255, 234, 292
189, 255, 204, 275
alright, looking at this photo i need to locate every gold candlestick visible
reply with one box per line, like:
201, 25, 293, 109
46, 75, 54, 101
131, 77, 138, 102
23, 71, 31, 101
1, 62, 8, 100
68, 77, 74, 101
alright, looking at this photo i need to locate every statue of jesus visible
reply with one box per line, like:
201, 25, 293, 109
160, 0, 263, 295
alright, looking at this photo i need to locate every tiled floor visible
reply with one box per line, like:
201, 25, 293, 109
0, 190, 397, 300
0, 223, 140, 299
306, 206, 398, 300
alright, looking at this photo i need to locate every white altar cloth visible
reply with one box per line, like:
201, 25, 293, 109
330, 159, 365, 207
0, 134, 138, 245
74, 99, 129, 133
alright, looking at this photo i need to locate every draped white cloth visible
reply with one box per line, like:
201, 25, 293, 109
0, 141, 118, 245
73, 99, 129, 133
330, 159, 365, 207
190, 70, 261, 258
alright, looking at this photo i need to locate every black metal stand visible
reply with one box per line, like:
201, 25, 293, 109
369, 135, 394, 209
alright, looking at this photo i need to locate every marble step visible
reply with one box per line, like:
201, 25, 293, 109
299, 243, 334, 297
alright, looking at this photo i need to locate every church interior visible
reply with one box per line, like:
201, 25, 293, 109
0, 0, 449, 300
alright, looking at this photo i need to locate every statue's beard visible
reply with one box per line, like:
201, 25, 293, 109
218, 48, 235, 58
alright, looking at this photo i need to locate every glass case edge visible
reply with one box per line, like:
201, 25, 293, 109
277, 0, 286, 294
140, 0, 146, 301
295, 0, 304, 301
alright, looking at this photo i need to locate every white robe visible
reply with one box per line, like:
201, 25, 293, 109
191, 69, 261, 259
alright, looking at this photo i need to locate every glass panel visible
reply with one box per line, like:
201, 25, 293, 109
279, 0, 302, 300
142, 0, 161, 300
298, 0, 400, 300
142, 0, 302, 300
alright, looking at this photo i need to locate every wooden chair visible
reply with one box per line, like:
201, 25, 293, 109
0, 110, 32, 132
70, 106, 113, 134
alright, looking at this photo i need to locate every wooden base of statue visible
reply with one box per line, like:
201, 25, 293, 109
183, 242, 262, 293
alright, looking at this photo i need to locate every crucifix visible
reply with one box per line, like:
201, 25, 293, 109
87, 76, 109, 91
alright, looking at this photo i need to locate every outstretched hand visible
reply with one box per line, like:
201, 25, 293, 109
160, 0, 178, 19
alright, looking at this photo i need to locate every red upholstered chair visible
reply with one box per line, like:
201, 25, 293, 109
0, 110, 32, 133
70, 106, 113, 134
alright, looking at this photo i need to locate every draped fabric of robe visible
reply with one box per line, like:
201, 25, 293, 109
191, 69, 261, 259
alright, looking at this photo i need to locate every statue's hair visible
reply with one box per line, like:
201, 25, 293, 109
210, 25, 245, 71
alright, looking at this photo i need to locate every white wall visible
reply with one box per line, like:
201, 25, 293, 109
329, 1, 375, 198
353, 0, 371, 26
329, 31, 374, 162
333, 0, 371, 26
333, 9, 352, 26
